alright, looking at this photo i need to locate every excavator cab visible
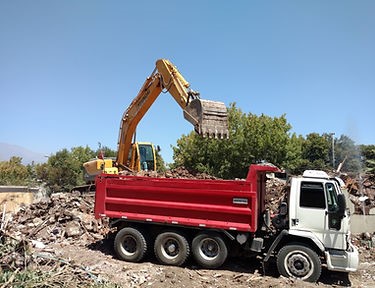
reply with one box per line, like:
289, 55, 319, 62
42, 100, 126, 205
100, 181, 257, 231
128, 142, 156, 172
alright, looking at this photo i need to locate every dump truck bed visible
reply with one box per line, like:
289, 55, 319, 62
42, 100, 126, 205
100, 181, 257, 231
94, 165, 279, 232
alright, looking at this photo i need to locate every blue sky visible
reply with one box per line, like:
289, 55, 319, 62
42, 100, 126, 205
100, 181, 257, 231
1, 1, 374, 163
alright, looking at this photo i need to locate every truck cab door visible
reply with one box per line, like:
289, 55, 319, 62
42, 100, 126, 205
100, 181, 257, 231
291, 180, 346, 250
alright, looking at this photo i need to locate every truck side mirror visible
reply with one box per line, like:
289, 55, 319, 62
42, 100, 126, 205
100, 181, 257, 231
337, 194, 346, 218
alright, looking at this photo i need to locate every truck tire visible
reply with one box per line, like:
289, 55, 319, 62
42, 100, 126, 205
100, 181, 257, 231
154, 231, 190, 266
192, 232, 228, 269
114, 227, 148, 262
276, 244, 321, 282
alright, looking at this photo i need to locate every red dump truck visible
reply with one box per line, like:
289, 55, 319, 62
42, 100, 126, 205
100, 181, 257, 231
94, 164, 359, 282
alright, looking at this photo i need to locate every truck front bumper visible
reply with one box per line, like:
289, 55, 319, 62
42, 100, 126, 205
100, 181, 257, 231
325, 243, 359, 272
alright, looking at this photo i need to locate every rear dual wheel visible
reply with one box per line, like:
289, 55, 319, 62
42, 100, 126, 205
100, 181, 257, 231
154, 232, 190, 266
192, 232, 228, 269
114, 228, 229, 270
114, 227, 148, 262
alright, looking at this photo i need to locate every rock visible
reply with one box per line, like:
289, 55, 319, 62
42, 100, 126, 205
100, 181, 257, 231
362, 232, 372, 241
32, 217, 43, 226
31, 239, 46, 249
65, 221, 82, 237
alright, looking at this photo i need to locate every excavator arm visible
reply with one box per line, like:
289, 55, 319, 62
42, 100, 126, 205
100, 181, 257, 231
116, 59, 229, 168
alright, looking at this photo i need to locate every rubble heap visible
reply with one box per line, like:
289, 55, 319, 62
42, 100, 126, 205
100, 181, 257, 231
0, 233, 111, 287
0, 191, 111, 286
4, 191, 108, 246
352, 232, 375, 262
265, 177, 288, 213
343, 174, 375, 214
120, 166, 219, 180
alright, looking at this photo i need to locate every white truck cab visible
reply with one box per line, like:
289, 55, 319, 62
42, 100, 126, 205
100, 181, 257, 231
267, 169, 359, 282
287, 170, 359, 272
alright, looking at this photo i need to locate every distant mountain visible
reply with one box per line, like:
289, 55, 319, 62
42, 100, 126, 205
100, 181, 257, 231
0, 142, 46, 164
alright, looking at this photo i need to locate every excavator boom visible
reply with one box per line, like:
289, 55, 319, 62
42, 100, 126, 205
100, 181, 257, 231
117, 59, 229, 167
80, 59, 229, 185
155, 59, 228, 139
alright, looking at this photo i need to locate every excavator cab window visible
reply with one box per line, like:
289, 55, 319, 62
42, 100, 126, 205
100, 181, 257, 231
138, 144, 155, 171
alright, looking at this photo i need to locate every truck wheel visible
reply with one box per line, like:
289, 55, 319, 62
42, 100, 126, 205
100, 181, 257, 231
114, 227, 148, 262
192, 232, 228, 269
154, 232, 190, 266
277, 244, 321, 282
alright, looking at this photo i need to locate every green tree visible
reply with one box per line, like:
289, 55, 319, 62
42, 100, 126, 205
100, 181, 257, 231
360, 144, 375, 177
301, 133, 330, 170
35, 146, 95, 192
0, 156, 29, 185
95, 145, 117, 158
155, 147, 167, 172
282, 133, 305, 174
172, 103, 292, 179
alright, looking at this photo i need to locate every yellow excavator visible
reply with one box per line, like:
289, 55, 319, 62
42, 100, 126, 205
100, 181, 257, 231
83, 59, 229, 180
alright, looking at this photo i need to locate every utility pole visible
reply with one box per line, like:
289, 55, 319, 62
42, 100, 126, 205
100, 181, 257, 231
330, 133, 335, 169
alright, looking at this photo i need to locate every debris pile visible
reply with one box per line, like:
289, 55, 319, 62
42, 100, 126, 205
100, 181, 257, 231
0, 191, 113, 287
352, 232, 375, 262
162, 166, 219, 180
343, 174, 375, 214
265, 177, 288, 213
0, 234, 31, 272
3, 191, 108, 246
121, 166, 219, 180
0, 233, 113, 287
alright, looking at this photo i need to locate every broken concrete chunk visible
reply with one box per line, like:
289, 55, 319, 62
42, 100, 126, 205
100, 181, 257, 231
65, 221, 82, 237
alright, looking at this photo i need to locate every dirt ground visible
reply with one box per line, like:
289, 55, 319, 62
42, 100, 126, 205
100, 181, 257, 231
45, 235, 375, 288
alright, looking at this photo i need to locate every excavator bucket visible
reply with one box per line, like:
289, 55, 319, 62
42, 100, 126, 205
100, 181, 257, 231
183, 99, 229, 139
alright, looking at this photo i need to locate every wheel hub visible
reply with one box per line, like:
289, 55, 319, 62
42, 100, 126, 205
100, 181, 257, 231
167, 243, 177, 254
123, 236, 137, 255
287, 254, 310, 276
164, 239, 179, 257
201, 239, 219, 258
